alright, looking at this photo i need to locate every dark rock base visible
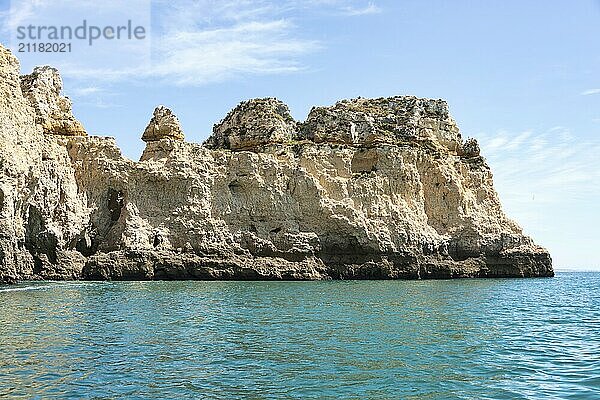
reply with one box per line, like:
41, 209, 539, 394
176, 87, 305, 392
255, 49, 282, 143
77, 250, 553, 282
0, 248, 555, 283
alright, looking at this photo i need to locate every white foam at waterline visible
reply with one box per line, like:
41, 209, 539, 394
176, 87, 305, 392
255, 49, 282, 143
0, 282, 95, 293
0, 284, 56, 293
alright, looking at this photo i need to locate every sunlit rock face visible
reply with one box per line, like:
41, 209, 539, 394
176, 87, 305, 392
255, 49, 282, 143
0, 44, 553, 283
205, 98, 296, 150
0, 47, 88, 283
20, 66, 86, 136
300, 96, 461, 150
141, 106, 184, 142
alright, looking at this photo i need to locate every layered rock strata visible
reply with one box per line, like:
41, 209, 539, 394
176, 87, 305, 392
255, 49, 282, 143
0, 45, 553, 283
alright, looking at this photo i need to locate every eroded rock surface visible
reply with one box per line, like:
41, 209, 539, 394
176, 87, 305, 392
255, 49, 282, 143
20, 66, 86, 136
205, 98, 296, 150
142, 105, 184, 142
300, 96, 461, 151
0, 44, 553, 283
0, 48, 89, 283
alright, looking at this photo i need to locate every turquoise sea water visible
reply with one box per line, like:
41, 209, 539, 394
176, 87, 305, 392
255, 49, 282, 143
0, 272, 599, 399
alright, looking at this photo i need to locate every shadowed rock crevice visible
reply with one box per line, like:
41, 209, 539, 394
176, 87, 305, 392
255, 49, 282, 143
107, 189, 125, 222
75, 226, 100, 257
24, 205, 58, 267
351, 149, 379, 173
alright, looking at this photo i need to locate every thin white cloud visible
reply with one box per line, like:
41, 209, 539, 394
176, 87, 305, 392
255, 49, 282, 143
0, 0, 39, 32
3, 0, 378, 88
340, 2, 382, 16
54, 18, 319, 85
143, 0, 340, 85
581, 88, 600, 95
71, 86, 104, 96
154, 19, 319, 83
67, 83, 121, 109
475, 127, 600, 269
76, 98, 120, 109
477, 127, 600, 207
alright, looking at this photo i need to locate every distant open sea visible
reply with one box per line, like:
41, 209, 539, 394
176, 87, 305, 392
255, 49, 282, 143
1, 272, 599, 399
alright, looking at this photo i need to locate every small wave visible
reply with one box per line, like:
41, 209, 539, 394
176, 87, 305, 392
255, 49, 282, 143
0, 284, 57, 293
0, 282, 94, 293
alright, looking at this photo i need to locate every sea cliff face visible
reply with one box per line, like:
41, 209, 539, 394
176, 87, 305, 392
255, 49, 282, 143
0, 45, 553, 282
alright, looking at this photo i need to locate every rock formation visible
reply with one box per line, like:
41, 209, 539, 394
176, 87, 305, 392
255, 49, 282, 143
205, 98, 296, 150
142, 105, 184, 142
0, 44, 553, 283
0, 48, 88, 283
301, 97, 460, 151
20, 66, 86, 136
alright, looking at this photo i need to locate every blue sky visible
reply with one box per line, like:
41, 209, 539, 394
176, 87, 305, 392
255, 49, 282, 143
1, 0, 599, 270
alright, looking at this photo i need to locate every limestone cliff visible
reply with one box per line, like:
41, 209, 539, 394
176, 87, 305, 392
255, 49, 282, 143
0, 45, 553, 283
20, 66, 86, 136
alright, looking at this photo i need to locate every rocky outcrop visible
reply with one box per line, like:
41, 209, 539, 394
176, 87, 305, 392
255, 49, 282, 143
141, 105, 184, 142
300, 96, 461, 151
459, 138, 481, 158
0, 44, 553, 283
20, 66, 86, 136
205, 98, 296, 150
0, 49, 89, 283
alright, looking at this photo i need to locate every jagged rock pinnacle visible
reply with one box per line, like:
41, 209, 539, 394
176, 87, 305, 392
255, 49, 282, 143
142, 105, 184, 142
20, 66, 87, 136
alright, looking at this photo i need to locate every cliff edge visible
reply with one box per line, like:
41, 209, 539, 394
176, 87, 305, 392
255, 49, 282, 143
0, 45, 553, 282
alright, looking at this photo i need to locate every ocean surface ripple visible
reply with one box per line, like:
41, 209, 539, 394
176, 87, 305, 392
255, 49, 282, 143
1, 272, 599, 399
